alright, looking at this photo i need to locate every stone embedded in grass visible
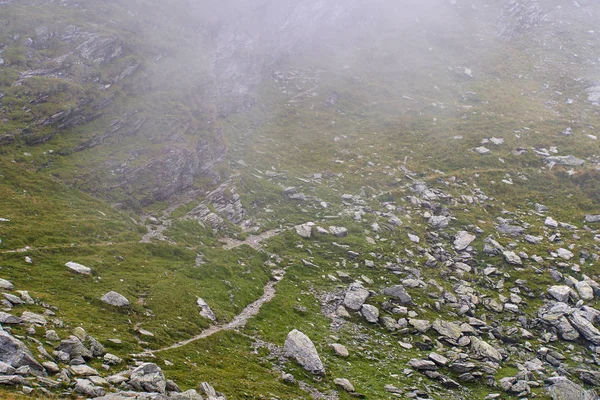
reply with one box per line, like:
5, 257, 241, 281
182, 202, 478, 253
21, 311, 47, 326
454, 231, 476, 251
330, 343, 349, 357
65, 262, 91, 275
503, 251, 522, 265
0, 312, 21, 324
283, 329, 325, 375
101, 291, 129, 307
545, 155, 585, 167
428, 215, 449, 230
197, 298, 216, 321
474, 146, 491, 155
0, 278, 14, 291
294, 223, 313, 238
585, 214, 600, 223
329, 226, 348, 237
334, 377, 355, 392
383, 285, 413, 305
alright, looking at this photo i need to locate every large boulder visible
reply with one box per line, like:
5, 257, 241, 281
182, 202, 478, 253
197, 298, 217, 321
129, 362, 167, 393
432, 319, 462, 341
0, 329, 44, 373
568, 311, 600, 345
383, 285, 413, 305
283, 329, 325, 375
454, 231, 476, 251
56, 336, 93, 359
546, 376, 597, 400
343, 283, 370, 311
470, 337, 502, 362
101, 291, 130, 307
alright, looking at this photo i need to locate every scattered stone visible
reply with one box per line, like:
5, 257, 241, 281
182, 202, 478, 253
470, 337, 502, 362
0, 279, 14, 291
334, 378, 355, 392
0, 312, 21, 324
197, 298, 216, 321
454, 231, 476, 251
503, 251, 522, 265
329, 226, 348, 237
65, 262, 91, 275
432, 319, 462, 340
330, 343, 349, 357
383, 285, 413, 305
21, 311, 47, 326
295, 223, 313, 238
101, 291, 129, 307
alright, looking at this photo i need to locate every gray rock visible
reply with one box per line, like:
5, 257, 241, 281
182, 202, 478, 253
524, 234, 542, 244
283, 329, 325, 375
470, 337, 502, 362
360, 304, 379, 323
334, 377, 355, 392
409, 319, 432, 333
65, 261, 91, 275
129, 362, 167, 393
576, 281, 595, 301
75, 378, 105, 397
383, 285, 413, 305
408, 359, 437, 370
343, 283, 370, 311
56, 336, 92, 359
429, 215, 449, 229
330, 343, 349, 357
0, 329, 44, 373
557, 248, 574, 260
556, 317, 580, 341
546, 376, 597, 400
174, 389, 204, 400
295, 223, 313, 238
428, 352, 449, 366
329, 226, 348, 237
454, 231, 476, 251
197, 298, 216, 321
548, 286, 572, 303
101, 291, 129, 307
497, 224, 525, 236
503, 251, 522, 265
0, 361, 16, 375
21, 311, 48, 326
70, 364, 99, 376
474, 146, 491, 155
0, 312, 21, 324
585, 215, 600, 223
432, 319, 462, 340
0, 375, 27, 386
0, 278, 14, 290
569, 311, 600, 345
545, 155, 585, 167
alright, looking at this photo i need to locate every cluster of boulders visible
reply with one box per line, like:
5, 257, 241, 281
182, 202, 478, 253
0, 276, 224, 399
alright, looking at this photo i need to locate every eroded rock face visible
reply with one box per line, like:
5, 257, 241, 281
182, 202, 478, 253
283, 329, 325, 375
0, 329, 44, 374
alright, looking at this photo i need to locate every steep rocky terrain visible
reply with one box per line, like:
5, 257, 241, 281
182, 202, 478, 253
1, 0, 600, 399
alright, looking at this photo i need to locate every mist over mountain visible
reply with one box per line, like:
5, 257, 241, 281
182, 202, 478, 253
1, 0, 600, 399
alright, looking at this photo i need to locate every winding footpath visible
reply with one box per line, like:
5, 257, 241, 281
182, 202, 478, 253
135, 270, 285, 356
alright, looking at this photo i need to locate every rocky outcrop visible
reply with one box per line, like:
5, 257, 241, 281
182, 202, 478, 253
0, 329, 44, 374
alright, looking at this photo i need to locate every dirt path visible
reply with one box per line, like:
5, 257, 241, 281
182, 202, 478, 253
220, 227, 286, 250
135, 270, 285, 356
